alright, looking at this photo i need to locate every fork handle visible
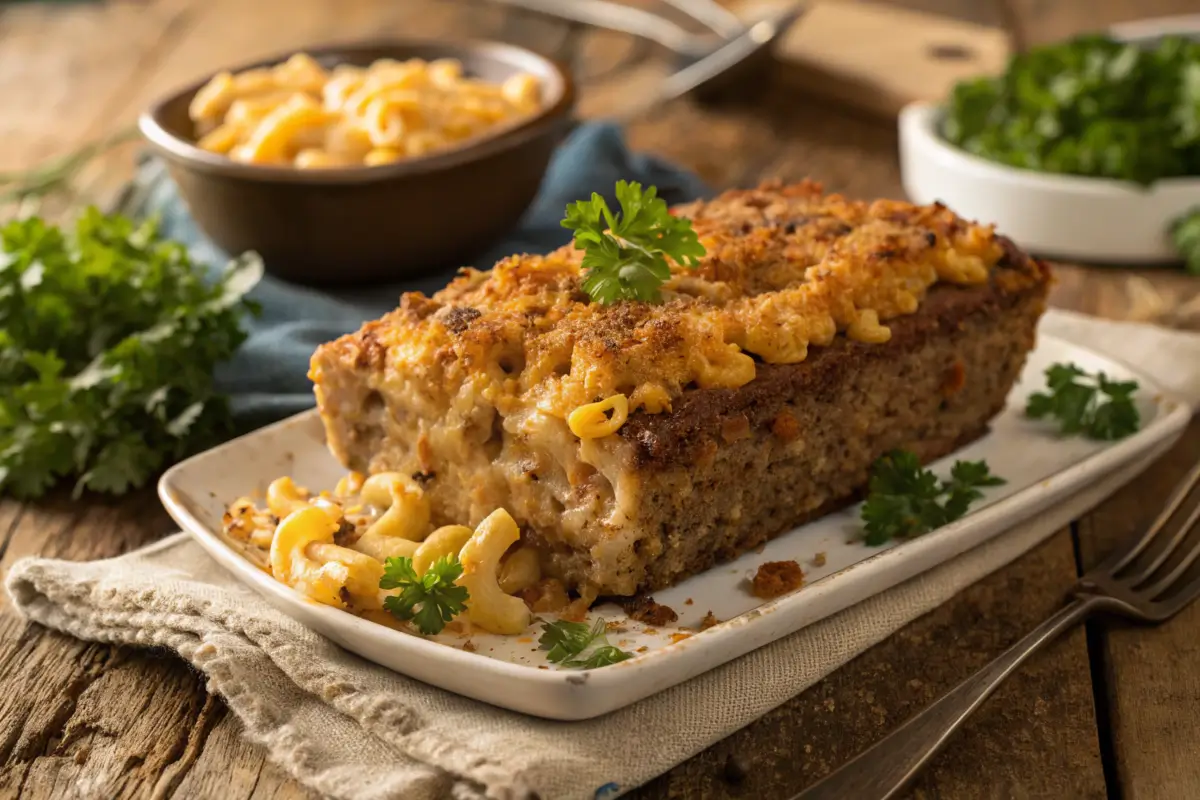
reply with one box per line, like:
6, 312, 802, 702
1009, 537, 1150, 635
485, 0, 711, 57
793, 595, 1102, 800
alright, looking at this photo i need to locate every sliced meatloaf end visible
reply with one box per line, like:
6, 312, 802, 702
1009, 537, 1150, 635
614, 244, 1047, 592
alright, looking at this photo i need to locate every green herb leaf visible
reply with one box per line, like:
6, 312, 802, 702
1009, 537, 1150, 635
1170, 206, 1200, 274
539, 618, 605, 662
0, 210, 261, 499
539, 617, 633, 669
861, 450, 1006, 546
942, 34, 1200, 187
562, 645, 633, 669
561, 180, 706, 304
381, 554, 469, 636
1025, 362, 1141, 440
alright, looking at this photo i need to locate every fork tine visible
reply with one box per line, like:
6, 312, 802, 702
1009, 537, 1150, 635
1142, 503, 1200, 600
1157, 568, 1200, 617
1102, 459, 1200, 578
1128, 501, 1200, 589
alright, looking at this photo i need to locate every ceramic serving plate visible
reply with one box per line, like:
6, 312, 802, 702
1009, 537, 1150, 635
159, 331, 1190, 720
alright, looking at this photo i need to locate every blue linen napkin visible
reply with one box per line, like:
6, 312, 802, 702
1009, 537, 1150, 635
131, 122, 708, 429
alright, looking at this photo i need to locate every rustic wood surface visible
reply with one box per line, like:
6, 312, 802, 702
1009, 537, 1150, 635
0, 1, 1198, 798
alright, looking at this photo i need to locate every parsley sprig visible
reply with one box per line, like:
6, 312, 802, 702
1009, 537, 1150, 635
861, 450, 1005, 546
381, 554, 470, 636
0, 210, 261, 498
539, 618, 633, 669
561, 180, 706, 304
1025, 363, 1140, 441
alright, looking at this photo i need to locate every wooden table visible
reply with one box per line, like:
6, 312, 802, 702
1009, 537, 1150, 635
3, 1, 1200, 798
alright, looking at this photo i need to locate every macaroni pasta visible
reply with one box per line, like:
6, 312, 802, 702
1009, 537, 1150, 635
458, 509, 532, 635
567, 394, 630, 439
189, 52, 544, 168
223, 470, 564, 639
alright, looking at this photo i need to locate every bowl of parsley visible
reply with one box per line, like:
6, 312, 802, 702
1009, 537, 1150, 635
898, 18, 1200, 268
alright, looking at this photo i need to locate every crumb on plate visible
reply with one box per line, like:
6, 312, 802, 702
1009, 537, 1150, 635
751, 560, 805, 599
621, 596, 679, 626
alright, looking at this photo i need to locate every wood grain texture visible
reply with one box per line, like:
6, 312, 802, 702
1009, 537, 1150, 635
630, 531, 1106, 800
0, 0, 1196, 798
729, 0, 1011, 119
1075, 419, 1200, 800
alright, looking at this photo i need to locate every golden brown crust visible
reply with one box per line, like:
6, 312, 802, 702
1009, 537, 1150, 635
619, 238, 1050, 468
310, 180, 1042, 425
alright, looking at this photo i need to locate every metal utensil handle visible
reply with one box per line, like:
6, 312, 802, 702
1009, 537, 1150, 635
489, 0, 710, 57
661, 0, 746, 38
611, 7, 803, 122
793, 596, 1101, 800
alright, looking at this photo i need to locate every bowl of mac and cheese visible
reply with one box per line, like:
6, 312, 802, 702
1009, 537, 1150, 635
139, 39, 574, 284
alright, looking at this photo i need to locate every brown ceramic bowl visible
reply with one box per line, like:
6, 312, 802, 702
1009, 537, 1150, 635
138, 39, 575, 285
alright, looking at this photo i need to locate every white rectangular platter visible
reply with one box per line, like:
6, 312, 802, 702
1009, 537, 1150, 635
160, 331, 1190, 720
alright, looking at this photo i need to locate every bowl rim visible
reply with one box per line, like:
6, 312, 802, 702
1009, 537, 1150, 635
899, 101, 1200, 197
138, 36, 576, 184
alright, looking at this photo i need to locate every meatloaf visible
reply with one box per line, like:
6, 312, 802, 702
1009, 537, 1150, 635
309, 180, 1050, 598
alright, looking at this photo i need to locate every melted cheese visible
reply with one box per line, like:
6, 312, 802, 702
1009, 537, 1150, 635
310, 181, 1007, 423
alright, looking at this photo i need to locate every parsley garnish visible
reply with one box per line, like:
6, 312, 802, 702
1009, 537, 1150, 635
860, 450, 1005, 546
1025, 363, 1141, 441
1171, 206, 1200, 274
942, 34, 1200, 186
380, 554, 470, 636
561, 180, 706, 304
539, 618, 633, 669
0, 210, 261, 498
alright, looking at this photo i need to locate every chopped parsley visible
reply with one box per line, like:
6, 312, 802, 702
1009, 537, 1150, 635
561, 180, 706, 304
380, 554, 470, 636
539, 618, 633, 669
861, 450, 1005, 546
1025, 363, 1141, 441
0, 210, 261, 498
942, 34, 1200, 186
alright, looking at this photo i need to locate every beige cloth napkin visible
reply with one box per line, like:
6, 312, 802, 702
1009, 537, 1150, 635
7, 308, 1200, 800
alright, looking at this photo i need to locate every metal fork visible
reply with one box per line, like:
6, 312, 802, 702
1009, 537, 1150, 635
795, 459, 1200, 800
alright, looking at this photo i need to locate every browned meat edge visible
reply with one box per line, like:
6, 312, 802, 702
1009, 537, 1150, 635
620, 237, 1049, 470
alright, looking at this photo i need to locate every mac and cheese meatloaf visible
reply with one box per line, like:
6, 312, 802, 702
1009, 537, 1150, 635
310, 181, 1050, 598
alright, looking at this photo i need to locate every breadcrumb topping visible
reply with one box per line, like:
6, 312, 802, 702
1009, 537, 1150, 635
311, 180, 1012, 422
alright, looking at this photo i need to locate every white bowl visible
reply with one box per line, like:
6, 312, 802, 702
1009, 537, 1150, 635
898, 101, 1200, 263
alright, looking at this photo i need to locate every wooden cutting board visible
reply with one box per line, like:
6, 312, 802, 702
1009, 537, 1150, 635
726, 0, 1012, 118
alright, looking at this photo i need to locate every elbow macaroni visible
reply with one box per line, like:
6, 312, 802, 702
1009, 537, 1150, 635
413, 525, 474, 575
458, 509, 532, 635
498, 545, 541, 595
269, 506, 383, 608
567, 394, 630, 439
353, 472, 430, 561
189, 53, 544, 168
226, 471, 575, 640
266, 476, 310, 518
